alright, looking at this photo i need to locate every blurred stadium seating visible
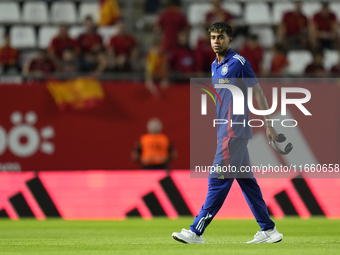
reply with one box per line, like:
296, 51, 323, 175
38, 25, 59, 48
79, 2, 100, 23
0, 0, 339, 222
50, 2, 77, 24
244, 2, 272, 25
10, 25, 36, 49
287, 50, 313, 75
186, 0, 339, 76
272, 2, 295, 24
0, 2, 21, 24
0, 0, 339, 80
0, 26, 5, 46
22, 2, 49, 24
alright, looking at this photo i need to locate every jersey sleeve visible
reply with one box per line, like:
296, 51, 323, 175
98, 34, 104, 47
48, 38, 56, 54
331, 13, 337, 22
181, 14, 189, 29
108, 36, 115, 49
282, 12, 289, 23
238, 59, 259, 88
157, 12, 165, 28
130, 36, 137, 49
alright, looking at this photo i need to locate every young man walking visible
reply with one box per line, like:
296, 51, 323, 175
172, 22, 283, 244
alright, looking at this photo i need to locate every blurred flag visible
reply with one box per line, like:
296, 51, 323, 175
146, 50, 168, 79
99, 0, 121, 26
47, 78, 105, 111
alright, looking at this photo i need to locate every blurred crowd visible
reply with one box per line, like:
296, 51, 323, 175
0, 16, 137, 79
0, 0, 340, 83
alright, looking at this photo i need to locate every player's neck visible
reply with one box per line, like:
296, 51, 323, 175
216, 47, 231, 64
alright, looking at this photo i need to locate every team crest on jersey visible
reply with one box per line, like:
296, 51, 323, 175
221, 64, 228, 75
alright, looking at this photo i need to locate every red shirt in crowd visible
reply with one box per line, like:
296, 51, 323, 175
157, 6, 189, 52
330, 65, 340, 75
195, 38, 216, 73
304, 63, 325, 75
28, 59, 57, 73
0, 46, 18, 65
205, 9, 234, 27
108, 34, 136, 56
282, 11, 308, 36
48, 36, 78, 59
77, 33, 103, 54
271, 53, 289, 75
169, 47, 195, 74
238, 44, 264, 75
313, 11, 337, 32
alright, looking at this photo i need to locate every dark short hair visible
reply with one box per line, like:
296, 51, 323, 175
170, 0, 181, 7
273, 43, 284, 53
249, 34, 259, 41
64, 47, 73, 52
207, 22, 233, 38
313, 50, 324, 57
85, 15, 93, 21
321, 1, 329, 8
59, 24, 69, 29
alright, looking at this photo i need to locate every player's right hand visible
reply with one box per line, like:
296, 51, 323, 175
266, 127, 278, 144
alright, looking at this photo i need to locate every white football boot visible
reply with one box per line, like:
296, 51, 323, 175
172, 228, 204, 244
247, 226, 283, 243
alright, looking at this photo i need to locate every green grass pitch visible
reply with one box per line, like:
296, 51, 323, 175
0, 217, 339, 255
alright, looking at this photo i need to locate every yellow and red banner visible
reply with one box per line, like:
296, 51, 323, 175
99, 0, 120, 26
47, 78, 105, 111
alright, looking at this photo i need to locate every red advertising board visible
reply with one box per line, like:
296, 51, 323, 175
0, 82, 190, 170
0, 81, 339, 219
0, 170, 339, 219
0, 81, 339, 171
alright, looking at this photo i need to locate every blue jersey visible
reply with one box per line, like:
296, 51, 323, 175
212, 48, 258, 140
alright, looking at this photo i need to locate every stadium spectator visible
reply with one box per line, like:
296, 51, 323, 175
168, 31, 196, 79
77, 16, 106, 74
145, 38, 168, 92
107, 19, 138, 72
329, 52, 340, 76
204, 0, 234, 29
238, 34, 264, 76
48, 25, 79, 66
132, 118, 176, 170
277, 1, 308, 50
22, 50, 57, 79
60, 48, 80, 74
195, 32, 216, 76
154, 0, 189, 53
0, 34, 20, 74
310, 2, 339, 51
99, 0, 121, 26
270, 44, 289, 77
304, 51, 326, 77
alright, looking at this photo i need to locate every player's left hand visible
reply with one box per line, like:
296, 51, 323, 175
266, 127, 278, 144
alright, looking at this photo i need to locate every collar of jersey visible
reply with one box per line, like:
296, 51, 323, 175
213, 48, 235, 67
